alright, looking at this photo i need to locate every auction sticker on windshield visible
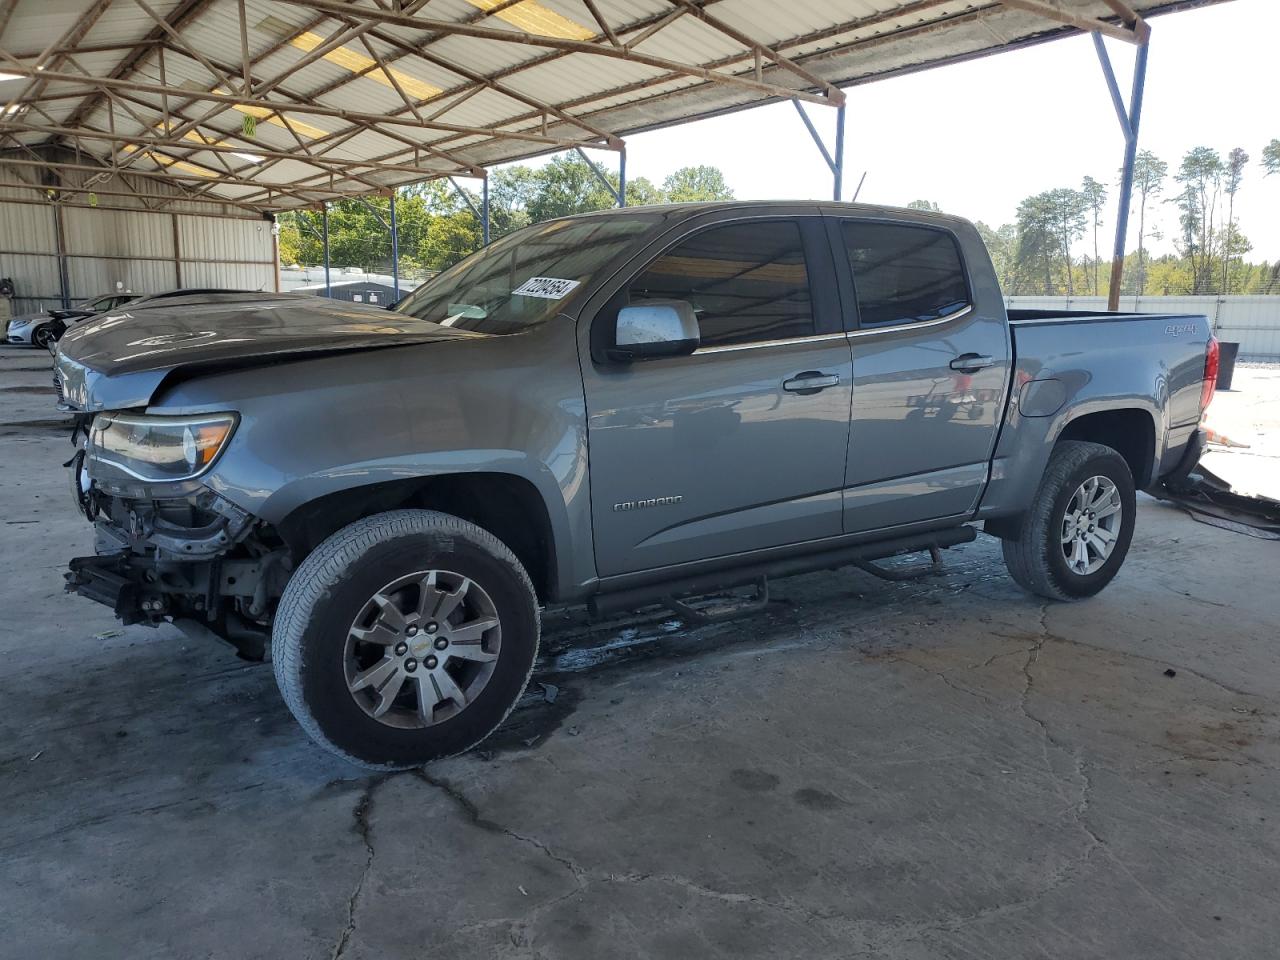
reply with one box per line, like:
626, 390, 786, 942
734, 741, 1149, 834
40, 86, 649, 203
512, 277, 581, 300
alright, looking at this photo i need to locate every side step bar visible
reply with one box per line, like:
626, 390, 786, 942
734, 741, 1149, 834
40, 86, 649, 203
853, 545, 944, 582
666, 577, 769, 625
588, 526, 976, 619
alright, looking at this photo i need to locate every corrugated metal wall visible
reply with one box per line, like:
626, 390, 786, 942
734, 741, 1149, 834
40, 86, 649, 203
1, 157, 276, 316
1006, 296, 1280, 360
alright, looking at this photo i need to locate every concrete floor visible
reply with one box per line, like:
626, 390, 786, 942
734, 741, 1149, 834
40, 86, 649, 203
2, 346, 1278, 960
1201, 362, 1280, 501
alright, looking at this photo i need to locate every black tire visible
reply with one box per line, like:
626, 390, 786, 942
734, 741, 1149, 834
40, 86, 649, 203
272, 509, 539, 769
1001, 440, 1136, 601
32, 325, 55, 350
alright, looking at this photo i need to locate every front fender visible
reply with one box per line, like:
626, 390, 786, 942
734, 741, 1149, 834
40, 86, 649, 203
153, 321, 595, 595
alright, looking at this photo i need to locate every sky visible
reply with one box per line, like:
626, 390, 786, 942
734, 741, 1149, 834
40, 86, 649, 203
506, 0, 1279, 264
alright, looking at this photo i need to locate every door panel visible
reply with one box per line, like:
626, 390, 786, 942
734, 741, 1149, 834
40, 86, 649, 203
835, 219, 1010, 533
842, 460, 990, 526
584, 340, 852, 576
580, 214, 852, 578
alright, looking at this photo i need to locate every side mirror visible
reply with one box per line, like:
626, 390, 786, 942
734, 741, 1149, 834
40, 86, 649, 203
609, 300, 700, 362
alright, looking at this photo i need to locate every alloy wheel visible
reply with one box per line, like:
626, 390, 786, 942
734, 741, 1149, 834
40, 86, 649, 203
343, 570, 501, 729
1060, 475, 1122, 575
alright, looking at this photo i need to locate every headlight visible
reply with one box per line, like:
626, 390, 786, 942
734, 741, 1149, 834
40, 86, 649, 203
88, 412, 238, 482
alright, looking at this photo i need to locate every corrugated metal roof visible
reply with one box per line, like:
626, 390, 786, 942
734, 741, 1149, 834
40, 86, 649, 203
0, 0, 1233, 211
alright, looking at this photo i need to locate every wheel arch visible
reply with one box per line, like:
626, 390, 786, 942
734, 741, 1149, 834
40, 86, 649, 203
982, 402, 1159, 540
275, 471, 560, 603
1054, 406, 1158, 489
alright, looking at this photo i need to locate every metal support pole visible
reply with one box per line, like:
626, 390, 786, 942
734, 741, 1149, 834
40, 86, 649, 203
356, 197, 389, 230
322, 206, 331, 298
573, 146, 623, 206
171, 213, 183, 288
389, 188, 400, 301
448, 177, 488, 246
833, 104, 846, 202
51, 201, 70, 308
271, 215, 281, 293
619, 149, 627, 207
793, 98, 845, 202
1094, 30, 1149, 311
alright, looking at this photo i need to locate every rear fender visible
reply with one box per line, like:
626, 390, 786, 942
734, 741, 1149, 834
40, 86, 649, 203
979, 396, 1163, 521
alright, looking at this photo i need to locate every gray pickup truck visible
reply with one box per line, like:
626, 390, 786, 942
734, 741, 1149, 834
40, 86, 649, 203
54, 202, 1219, 768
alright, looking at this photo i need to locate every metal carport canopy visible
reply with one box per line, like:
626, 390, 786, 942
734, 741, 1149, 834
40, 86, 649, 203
0, 0, 1235, 307
0, 0, 1229, 212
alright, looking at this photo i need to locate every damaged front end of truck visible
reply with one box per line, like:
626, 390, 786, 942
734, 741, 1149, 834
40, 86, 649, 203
63, 407, 291, 661
52, 292, 456, 661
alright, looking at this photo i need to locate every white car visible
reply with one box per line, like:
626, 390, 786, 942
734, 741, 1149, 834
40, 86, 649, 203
6, 294, 140, 349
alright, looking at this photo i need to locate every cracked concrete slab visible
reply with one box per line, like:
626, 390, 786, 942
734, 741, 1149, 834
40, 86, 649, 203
1, 347, 1278, 959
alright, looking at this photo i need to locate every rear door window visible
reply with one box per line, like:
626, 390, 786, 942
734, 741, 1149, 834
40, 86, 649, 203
841, 222, 970, 328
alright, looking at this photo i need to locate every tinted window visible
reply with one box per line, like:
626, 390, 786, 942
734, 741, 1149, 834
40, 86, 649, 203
628, 220, 814, 349
842, 222, 969, 327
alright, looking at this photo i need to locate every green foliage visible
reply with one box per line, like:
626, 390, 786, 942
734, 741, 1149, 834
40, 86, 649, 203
1131, 150, 1168, 295
419, 212, 483, 271
624, 176, 664, 206
1173, 146, 1226, 292
1049, 187, 1088, 296
1080, 176, 1107, 295
1011, 189, 1086, 296
1225, 147, 1249, 195
1262, 138, 1280, 177
661, 165, 734, 203
275, 142, 1276, 300
991, 142, 1274, 298
1132, 150, 1168, 199
1013, 192, 1060, 295
974, 220, 1015, 290
276, 158, 736, 278
1221, 148, 1250, 292
525, 155, 618, 222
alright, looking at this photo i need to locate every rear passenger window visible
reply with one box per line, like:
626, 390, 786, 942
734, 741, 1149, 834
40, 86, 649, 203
627, 220, 815, 349
842, 222, 969, 328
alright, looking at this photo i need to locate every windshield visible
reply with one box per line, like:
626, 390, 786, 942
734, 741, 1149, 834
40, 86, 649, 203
394, 213, 660, 334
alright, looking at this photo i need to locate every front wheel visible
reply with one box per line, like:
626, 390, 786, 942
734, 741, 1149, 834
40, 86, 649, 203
272, 510, 540, 769
1001, 440, 1136, 601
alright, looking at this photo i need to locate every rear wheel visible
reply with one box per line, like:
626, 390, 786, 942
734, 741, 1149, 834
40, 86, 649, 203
32, 325, 55, 350
273, 509, 539, 769
1002, 440, 1136, 601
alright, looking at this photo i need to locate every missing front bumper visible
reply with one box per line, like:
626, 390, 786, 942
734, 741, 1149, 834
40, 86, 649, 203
65, 552, 276, 660
65, 553, 150, 625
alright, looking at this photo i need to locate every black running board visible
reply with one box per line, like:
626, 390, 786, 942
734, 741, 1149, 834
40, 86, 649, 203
665, 577, 770, 625
852, 545, 944, 582
588, 527, 976, 619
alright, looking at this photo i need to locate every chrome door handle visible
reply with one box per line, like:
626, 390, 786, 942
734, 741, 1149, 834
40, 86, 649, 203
949, 354, 995, 372
783, 371, 840, 394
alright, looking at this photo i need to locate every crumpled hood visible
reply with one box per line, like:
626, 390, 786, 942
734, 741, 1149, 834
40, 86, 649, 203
55, 292, 481, 412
